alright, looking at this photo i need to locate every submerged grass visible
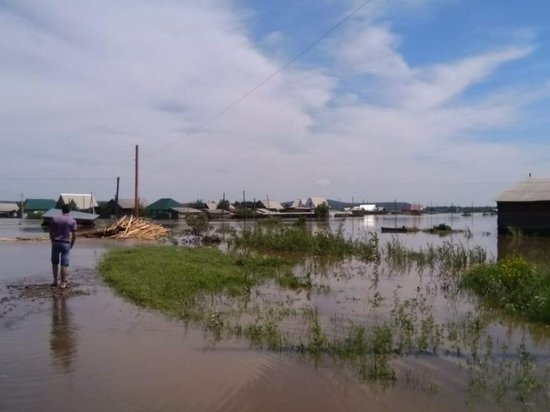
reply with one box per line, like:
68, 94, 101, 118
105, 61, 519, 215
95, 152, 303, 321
97, 230, 550, 404
385, 238, 487, 273
230, 224, 380, 262
462, 255, 550, 322
99, 246, 287, 319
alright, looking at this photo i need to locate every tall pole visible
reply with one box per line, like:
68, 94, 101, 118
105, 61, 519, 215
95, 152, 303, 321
243, 190, 246, 227
115, 176, 120, 217
134, 145, 139, 218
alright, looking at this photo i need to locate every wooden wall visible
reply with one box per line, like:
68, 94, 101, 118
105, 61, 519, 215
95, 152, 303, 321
497, 201, 550, 233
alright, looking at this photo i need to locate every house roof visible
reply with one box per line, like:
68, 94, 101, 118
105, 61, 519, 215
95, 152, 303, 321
24, 199, 56, 210
171, 207, 203, 215
307, 197, 328, 207
113, 198, 149, 209
59, 194, 98, 209
205, 201, 219, 211
496, 178, 550, 202
258, 199, 284, 210
0, 203, 18, 212
147, 198, 181, 210
290, 198, 307, 208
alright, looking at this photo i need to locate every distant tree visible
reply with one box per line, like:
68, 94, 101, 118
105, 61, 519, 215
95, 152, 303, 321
187, 199, 206, 210
186, 213, 209, 235
315, 203, 330, 219
67, 199, 78, 211
217, 199, 230, 211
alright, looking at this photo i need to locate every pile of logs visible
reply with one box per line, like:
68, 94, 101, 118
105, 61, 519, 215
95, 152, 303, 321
83, 216, 170, 240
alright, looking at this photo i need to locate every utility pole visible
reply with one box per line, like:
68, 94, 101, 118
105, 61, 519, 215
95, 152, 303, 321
115, 176, 120, 218
134, 145, 139, 218
243, 190, 246, 227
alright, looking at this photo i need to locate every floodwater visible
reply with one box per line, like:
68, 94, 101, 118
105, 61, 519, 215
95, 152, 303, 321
1, 215, 549, 411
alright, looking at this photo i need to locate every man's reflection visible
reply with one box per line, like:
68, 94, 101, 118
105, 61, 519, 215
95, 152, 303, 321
50, 295, 77, 372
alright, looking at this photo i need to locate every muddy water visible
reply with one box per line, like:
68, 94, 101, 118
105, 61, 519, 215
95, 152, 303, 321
1, 217, 549, 411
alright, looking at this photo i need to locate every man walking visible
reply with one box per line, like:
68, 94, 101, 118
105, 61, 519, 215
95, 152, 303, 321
49, 204, 77, 289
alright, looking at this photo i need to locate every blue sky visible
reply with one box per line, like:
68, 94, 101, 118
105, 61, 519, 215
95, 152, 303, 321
1, 0, 549, 205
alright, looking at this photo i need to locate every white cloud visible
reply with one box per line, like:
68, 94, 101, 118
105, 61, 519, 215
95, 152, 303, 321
0, 0, 544, 205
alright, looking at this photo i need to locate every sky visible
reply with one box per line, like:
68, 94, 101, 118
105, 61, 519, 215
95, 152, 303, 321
1, 0, 549, 206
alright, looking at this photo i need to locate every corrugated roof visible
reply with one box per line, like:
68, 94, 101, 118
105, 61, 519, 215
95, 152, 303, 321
59, 194, 98, 209
307, 197, 328, 208
258, 199, 284, 210
24, 199, 56, 210
147, 198, 181, 210
496, 178, 550, 202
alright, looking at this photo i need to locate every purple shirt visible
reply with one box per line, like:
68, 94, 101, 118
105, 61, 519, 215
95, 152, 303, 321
51, 214, 77, 242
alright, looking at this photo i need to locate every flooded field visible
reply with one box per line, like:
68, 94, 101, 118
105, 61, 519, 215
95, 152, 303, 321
1, 214, 550, 411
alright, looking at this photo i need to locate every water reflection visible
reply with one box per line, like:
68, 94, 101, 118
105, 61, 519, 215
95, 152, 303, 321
50, 295, 78, 373
497, 234, 550, 262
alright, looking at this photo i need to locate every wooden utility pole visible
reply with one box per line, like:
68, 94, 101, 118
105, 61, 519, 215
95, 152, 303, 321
115, 176, 120, 217
134, 145, 139, 217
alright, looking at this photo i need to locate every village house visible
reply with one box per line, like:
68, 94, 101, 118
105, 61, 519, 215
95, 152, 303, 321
496, 177, 550, 234
107, 198, 149, 217
23, 198, 56, 217
0, 202, 19, 218
57, 193, 98, 213
146, 198, 182, 219
256, 199, 284, 211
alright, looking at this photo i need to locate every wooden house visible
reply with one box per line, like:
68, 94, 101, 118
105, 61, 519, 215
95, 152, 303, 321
496, 177, 550, 234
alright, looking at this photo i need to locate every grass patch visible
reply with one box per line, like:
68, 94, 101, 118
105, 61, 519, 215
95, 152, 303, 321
230, 225, 379, 261
385, 238, 487, 272
462, 255, 550, 322
99, 246, 287, 319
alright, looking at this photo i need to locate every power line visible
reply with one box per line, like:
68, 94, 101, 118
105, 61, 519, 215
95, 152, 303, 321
147, 0, 372, 157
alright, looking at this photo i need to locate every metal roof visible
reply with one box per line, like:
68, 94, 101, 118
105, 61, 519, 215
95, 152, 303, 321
147, 198, 181, 210
59, 194, 98, 209
496, 178, 550, 202
24, 199, 56, 210
258, 199, 284, 210
43, 208, 99, 221
0, 203, 18, 212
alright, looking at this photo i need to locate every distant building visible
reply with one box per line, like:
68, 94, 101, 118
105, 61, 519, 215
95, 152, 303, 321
57, 194, 98, 212
305, 197, 329, 209
24, 199, 56, 217
257, 199, 284, 211
290, 198, 307, 208
288, 197, 328, 211
496, 177, 550, 233
107, 198, 149, 217
146, 198, 182, 219
0, 202, 18, 218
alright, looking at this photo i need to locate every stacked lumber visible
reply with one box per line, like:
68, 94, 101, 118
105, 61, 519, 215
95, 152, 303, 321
84, 216, 170, 240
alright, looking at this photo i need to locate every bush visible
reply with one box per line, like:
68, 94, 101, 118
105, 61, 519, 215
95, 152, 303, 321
462, 256, 550, 322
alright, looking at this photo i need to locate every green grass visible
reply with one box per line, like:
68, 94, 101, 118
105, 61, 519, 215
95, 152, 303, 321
99, 246, 287, 319
230, 225, 380, 261
462, 255, 550, 322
